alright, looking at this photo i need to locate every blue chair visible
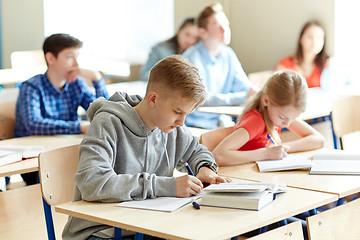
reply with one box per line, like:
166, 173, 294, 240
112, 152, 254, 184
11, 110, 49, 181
38, 144, 143, 240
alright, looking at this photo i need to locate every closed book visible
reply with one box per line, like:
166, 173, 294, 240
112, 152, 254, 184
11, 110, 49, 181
310, 150, 360, 175
201, 190, 274, 211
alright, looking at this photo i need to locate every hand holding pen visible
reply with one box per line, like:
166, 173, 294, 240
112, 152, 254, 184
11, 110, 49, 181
266, 134, 288, 160
175, 162, 203, 198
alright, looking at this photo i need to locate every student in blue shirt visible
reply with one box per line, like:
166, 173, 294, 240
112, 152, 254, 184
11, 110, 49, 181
140, 17, 199, 81
183, 3, 257, 129
14, 33, 109, 185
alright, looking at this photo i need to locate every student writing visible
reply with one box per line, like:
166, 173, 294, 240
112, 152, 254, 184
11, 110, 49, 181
62, 55, 231, 240
212, 70, 324, 166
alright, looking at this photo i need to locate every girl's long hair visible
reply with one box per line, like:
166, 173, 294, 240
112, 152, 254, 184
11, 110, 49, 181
295, 20, 328, 70
238, 71, 308, 143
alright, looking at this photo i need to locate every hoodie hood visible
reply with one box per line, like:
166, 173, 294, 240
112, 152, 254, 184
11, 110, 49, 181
87, 92, 150, 137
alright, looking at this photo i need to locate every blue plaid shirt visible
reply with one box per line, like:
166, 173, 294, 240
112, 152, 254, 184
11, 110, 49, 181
14, 73, 109, 137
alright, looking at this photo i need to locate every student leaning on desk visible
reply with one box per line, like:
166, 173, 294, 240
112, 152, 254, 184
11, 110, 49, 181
14, 33, 109, 185
212, 70, 325, 166
62, 55, 231, 240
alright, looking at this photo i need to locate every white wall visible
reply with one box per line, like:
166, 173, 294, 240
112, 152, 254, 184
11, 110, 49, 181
175, 0, 335, 74
1, 0, 44, 68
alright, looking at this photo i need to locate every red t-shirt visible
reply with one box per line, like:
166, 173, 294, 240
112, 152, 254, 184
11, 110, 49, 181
236, 109, 279, 151
278, 57, 322, 88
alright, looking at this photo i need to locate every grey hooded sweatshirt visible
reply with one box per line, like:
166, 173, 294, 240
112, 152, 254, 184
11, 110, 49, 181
62, 92, 216, 240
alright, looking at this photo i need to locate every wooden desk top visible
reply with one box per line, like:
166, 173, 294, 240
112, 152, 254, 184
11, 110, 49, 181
0, 184, 67, 239
218, 154, 360, 198
0, 135, 83, 177
56, 182, 336, 240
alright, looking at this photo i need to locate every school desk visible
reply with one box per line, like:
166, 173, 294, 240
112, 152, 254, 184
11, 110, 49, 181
218, 152, 360, 198
0, 134, 83, 177
55, 182, 337, 240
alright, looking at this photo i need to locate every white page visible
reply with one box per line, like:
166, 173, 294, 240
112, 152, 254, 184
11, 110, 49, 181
116, 195, 200, 212
256, 155, 314, 172
203, 182, 268, 193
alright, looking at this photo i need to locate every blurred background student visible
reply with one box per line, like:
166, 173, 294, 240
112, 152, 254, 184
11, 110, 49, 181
140, 17, 199, 81
275, 20, 328, 88
275, 20, 348, 91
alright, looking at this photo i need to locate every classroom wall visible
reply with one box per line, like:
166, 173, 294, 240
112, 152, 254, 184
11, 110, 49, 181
1, 0, 44, 69
174, 0, 335, 74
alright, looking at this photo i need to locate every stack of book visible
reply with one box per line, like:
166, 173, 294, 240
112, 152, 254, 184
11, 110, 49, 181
201, 182, 287, 211
0, 145, 44, 167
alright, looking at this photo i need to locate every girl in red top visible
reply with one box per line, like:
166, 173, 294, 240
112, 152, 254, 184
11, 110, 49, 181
212, 71, 324, 166
275, 21, 329, 88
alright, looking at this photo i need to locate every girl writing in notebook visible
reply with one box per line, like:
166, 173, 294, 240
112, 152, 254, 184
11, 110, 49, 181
212, 70, 324, 166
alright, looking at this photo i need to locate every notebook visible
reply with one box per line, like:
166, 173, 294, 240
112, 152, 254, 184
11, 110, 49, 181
116, 195, 200, 212
201, 182, 287, 211
0, 145, 44, 167
310, 150, 360, 175
256, 155, 314, 172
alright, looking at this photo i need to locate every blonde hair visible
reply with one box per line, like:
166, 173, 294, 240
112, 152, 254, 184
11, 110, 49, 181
197, 2, 223, 29
239, 70, 308, 143
147, 55, 206, 107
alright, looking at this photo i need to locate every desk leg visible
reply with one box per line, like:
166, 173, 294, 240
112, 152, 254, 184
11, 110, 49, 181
329, 113, 339, 149
42, 197, 56, 240
134, 233, 144, 240
114, 228, 121, 240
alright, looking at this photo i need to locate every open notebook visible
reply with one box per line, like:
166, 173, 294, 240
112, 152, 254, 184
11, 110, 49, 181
0, 145, 44, 167
116, 195, 200, 212
310, 150, 360, 175
256, 155, 314, 172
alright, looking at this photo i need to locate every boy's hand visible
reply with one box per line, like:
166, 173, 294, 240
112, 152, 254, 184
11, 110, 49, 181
66, 67, 102, 83
196, 167, 232, 185
175, 175, 203, 197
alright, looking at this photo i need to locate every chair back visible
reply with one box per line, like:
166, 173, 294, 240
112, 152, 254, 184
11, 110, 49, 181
200, 126, 235, 152
247, 221, 304, 240
0, 101, 16, 140
332, 95, 360, 138
307, 198, 360, 239
39, 144, 80, 206
10, 50, 46, 69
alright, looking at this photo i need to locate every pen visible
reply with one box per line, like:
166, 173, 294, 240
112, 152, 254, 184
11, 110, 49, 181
267, 134, 277, 146
185, 162, 195, 176
185, 162, 201, 210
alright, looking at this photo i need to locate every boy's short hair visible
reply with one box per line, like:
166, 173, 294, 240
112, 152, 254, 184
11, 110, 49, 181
198, 2, 223, 29
147, 55, 207, 106
43, 33, 83, 58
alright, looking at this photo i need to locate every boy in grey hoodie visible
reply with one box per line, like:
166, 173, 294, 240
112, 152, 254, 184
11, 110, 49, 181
63, 55, 231, 240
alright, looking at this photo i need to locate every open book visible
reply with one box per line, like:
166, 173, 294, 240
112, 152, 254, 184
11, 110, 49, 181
0, 145, 44, 167
201, 182, 287, 210
310, 150, 360, 175
256, 155, 314, 172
